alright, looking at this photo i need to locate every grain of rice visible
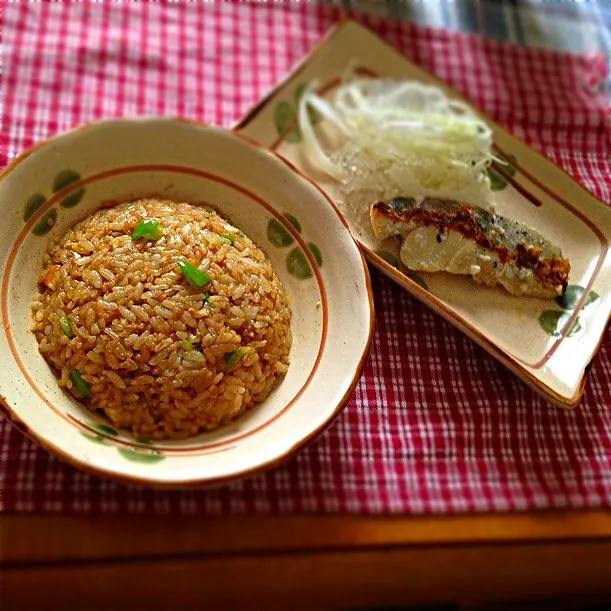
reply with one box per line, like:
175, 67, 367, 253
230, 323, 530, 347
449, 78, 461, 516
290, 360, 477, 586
131, 305, 150, 322
105, 353, 120, 369
106, 288, 127, 302
118, 306, 137, 322
106, 371, 127, 389
183, 350, 204, 363
154, 337, 173, 353
153, 305, 174, 319
124, 334, 139, 347
99, 269, 116, 282
181, 310, 198, 328
89, 269, 103, 288
104, 328, 120, 342
149, 316, 169, 333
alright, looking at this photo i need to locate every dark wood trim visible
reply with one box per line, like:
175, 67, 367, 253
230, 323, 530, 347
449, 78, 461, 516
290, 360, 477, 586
3, 540, 611, 610
3, 509, 611, 565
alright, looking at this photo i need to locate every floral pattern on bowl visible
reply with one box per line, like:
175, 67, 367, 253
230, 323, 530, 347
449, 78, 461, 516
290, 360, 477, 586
0, 118, 374, 485
266, 213, 322, 279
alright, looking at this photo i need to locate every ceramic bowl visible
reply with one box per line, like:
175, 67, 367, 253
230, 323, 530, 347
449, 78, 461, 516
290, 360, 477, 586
0, 118, 374, 486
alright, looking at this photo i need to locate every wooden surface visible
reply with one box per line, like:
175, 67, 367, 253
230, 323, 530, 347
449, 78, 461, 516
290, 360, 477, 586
2, 510, 611, 609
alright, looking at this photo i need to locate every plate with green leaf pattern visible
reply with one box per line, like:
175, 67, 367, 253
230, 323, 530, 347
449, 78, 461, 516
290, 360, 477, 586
235, 20, 611, 408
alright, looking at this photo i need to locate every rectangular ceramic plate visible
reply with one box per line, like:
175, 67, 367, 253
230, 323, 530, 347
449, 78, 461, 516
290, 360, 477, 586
234, 20, 611, 407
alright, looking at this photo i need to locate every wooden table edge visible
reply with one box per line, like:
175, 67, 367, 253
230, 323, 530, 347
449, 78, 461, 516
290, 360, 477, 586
4, 540, 611, 609
2, 507, 610, 565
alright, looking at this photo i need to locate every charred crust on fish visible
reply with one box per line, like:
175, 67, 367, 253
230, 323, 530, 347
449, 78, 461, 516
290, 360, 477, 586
370, 197, 570, 298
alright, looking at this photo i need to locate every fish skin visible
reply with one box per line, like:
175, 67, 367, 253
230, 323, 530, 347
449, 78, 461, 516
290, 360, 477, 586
370, 197, 570, 298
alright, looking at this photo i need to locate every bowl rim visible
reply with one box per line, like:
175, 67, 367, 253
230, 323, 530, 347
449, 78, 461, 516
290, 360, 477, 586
0, 116, 375, 488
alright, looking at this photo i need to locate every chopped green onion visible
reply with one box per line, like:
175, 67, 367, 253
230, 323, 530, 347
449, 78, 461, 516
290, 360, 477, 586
224, 347, 249, 368
177, 260, 210, 287
205, 207, 214, 214
202, 291, 211, 306
59, 315, 74, 338
219, 233, 235, 245
69, 370, 90, 398
131, 219, 163, 241
180, 339, 193, 351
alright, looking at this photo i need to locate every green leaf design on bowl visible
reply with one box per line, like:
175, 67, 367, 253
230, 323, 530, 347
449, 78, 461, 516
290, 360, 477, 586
556, 285, 583, 310
80, 433, 106, 445
376, 250, 399, 268
53, 169, 81, 192
407, 273, 428, 290
284, 213, 302, 233
555, 284, 599, 310
23, 193, 47, 221
118, 447, 165, 463
91, 423, 118, 436
274, 100, 301, 142
267, 218, 294, 247
60, 188, 85, 208
487, 153, 517, 191
586, 290, 600, 306
294, 83, 320, 124
31, 208, 57, 235
80, 422, 117, 443
308, 242, 323, 267
287, 247, 313, 279
539, 310, 582, 337
294, 83, 307, 106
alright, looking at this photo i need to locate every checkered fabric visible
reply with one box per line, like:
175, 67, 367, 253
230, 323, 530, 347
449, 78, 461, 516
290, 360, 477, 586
1, 1, 609, 514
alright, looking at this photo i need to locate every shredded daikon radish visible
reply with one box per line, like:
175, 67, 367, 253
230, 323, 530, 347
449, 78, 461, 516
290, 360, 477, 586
298, 75, 497, 238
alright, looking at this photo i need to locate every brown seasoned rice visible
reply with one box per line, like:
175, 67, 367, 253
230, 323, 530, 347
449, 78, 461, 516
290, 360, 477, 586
31, 198, 291, 439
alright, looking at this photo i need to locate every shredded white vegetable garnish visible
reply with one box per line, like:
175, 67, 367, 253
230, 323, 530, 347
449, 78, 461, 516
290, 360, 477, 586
297, 73, 497, 237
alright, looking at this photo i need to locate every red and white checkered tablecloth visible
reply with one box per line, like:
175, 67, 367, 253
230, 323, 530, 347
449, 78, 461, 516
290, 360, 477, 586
1, 1, 610, 514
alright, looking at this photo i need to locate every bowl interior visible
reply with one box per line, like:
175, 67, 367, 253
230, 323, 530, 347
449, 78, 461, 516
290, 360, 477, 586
0, 119, 373, 484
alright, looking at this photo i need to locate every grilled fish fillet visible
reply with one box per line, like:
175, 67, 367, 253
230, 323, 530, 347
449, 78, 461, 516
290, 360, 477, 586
370, 197, 570, 298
